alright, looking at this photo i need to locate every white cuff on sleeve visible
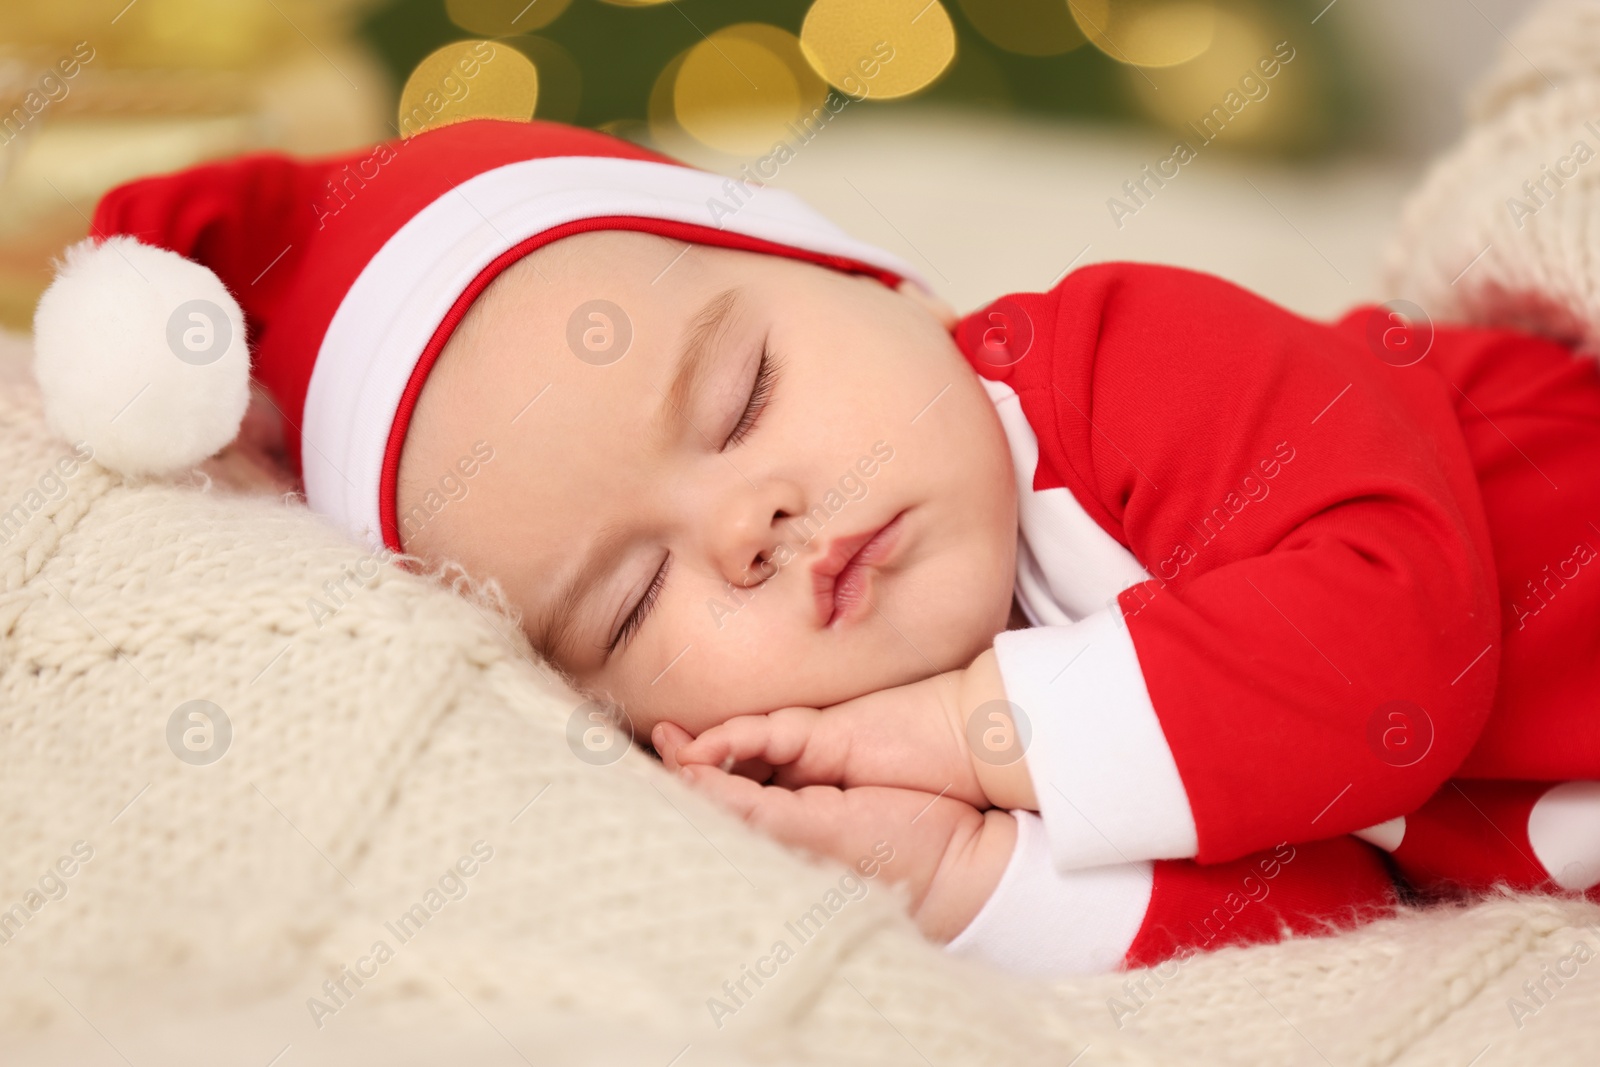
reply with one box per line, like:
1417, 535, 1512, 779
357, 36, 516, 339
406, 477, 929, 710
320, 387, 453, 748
993, 609, 1199, 870
945, 810, 1154, 978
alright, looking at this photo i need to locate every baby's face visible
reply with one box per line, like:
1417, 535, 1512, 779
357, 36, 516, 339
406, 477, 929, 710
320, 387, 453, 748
398, 231, 1018, 737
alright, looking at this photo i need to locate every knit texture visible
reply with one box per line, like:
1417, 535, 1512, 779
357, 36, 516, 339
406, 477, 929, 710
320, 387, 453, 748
7, 3, 1600, 1058
1383, 0, 1600, 351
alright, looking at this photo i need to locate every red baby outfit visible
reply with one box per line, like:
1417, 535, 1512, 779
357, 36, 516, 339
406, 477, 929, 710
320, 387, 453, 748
944, 262, 1600, 977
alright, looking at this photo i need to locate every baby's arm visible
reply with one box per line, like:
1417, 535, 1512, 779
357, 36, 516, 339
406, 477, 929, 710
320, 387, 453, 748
958, 263, 1501, 871
661, 647, 1036, 812
673, 744, 1402, 976
673, 761, 1019, 942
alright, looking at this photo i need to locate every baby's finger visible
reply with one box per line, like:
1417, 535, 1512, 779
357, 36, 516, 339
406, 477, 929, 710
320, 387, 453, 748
652, 721, 695, 771
676, 709, 819, 771
659, 722, 772, 780
677, 763, 780, 819
728, 757, 776, 783
679, 767, 846, 856
674, 715, 782, 768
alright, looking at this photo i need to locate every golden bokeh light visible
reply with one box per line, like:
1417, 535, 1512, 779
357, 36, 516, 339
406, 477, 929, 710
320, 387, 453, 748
721, 21, 832, 96
1128, 6, 1311, 150
671, 23, 828, 157
800, 0, 957, 100
647, 48, 693, 148
502, 35, 582, 123
448, 0, 572, 34
398, 39, 538, 137
1070, 0, 1216, 68
445, 0, 573, 35
958, 0, 1087, 57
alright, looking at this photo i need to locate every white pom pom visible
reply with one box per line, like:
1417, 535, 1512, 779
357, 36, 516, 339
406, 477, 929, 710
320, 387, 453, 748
32, 235, 250, 478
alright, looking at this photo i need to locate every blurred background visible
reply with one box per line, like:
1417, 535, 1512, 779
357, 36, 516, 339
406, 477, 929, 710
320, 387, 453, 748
0, 0, 1541, 331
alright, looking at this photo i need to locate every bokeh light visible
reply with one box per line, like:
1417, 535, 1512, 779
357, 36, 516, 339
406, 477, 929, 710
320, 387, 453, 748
800, 0, 957, 100
502, 35, 583, 123
958, 0, 1087, 58
0, 0, 1374, 333
1128, 5, 1316, 151
398, 39, 539, 136
647, 48, 693, 149
445, 0, 572, 35
670, 23, 828, 157
1070, 0, 1216, 69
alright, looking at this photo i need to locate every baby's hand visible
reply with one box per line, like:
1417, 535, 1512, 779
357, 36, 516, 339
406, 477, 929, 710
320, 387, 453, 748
674, 762, 1017, 942
658, 682, 989, 806
657, 647, 1037, 811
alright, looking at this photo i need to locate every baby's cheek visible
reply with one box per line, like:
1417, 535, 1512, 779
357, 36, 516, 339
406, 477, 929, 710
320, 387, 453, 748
632, 596, 796, 730
609, 607, 739, 733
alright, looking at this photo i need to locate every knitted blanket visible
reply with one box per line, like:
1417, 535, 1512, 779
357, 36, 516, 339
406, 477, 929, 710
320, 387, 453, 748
5, 4, 1600, 1063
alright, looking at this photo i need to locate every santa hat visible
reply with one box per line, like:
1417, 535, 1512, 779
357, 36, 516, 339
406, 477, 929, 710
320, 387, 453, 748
32, 118, 921, 553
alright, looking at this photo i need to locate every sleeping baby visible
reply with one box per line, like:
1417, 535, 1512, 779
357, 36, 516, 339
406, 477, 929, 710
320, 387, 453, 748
40, 117, 1600, 978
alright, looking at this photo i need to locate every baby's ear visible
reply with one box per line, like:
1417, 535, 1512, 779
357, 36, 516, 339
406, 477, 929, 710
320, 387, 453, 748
896, 278, 958, 331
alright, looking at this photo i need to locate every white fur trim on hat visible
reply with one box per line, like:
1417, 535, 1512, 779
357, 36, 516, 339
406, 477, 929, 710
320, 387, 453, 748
32, 236, 251, 478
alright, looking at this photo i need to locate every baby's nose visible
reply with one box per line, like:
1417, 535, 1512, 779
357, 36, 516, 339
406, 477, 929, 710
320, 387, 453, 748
713, 519, 783, 588
702, 476, 805, 586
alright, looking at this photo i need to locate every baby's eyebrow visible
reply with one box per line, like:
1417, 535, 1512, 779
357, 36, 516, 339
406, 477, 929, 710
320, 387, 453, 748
650, 286, 742, 450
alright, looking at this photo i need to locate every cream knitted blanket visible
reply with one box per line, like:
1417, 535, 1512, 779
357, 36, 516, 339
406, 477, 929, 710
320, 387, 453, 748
5, 4, 1600, 1063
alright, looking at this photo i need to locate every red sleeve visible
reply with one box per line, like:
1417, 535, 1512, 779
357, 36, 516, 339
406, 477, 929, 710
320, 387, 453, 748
957, 262, 1501, 866
1124, 837, 1399, 969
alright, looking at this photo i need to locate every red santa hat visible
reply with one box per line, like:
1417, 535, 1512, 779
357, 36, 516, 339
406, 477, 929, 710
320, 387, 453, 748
32, 118, 921, 553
